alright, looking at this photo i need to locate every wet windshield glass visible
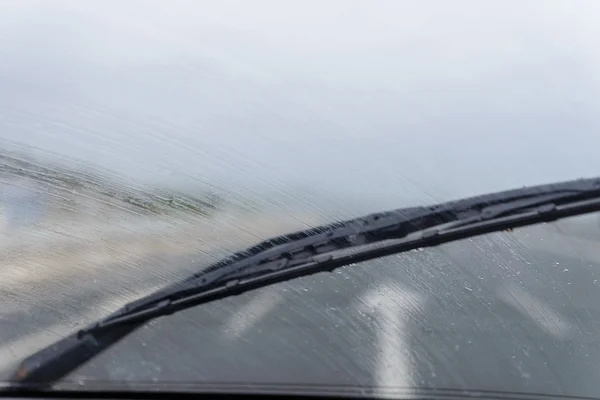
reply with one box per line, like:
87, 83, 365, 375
1, 0, 600, 398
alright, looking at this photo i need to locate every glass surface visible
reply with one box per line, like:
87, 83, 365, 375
1, 0, 600, 398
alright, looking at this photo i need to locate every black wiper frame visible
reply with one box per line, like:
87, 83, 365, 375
7, 176, 600, 388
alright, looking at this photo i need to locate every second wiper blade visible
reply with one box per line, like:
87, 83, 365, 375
9, 176, 600, 387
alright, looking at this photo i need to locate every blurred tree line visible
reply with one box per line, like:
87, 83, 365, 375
0, 151, 244, 218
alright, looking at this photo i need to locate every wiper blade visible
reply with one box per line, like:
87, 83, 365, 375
8, 176, 600, 388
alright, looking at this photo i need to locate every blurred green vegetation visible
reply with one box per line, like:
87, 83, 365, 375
121, 191, 225, 217
0, 151, 258, 218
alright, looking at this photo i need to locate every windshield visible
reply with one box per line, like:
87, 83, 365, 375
2, 0, 600, 398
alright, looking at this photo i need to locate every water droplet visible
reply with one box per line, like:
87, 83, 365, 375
563, 268, 569, 272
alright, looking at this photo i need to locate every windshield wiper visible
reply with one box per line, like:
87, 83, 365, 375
8, 176, 600, 388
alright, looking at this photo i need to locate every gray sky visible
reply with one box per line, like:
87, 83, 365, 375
1, 0, 600, 211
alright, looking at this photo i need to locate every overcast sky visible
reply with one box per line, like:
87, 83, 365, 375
1, 0, 600, 211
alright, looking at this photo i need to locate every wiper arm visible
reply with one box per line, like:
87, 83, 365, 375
8, 176, 600, 388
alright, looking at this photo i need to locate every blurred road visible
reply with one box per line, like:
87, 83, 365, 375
1, 211, 600, 398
